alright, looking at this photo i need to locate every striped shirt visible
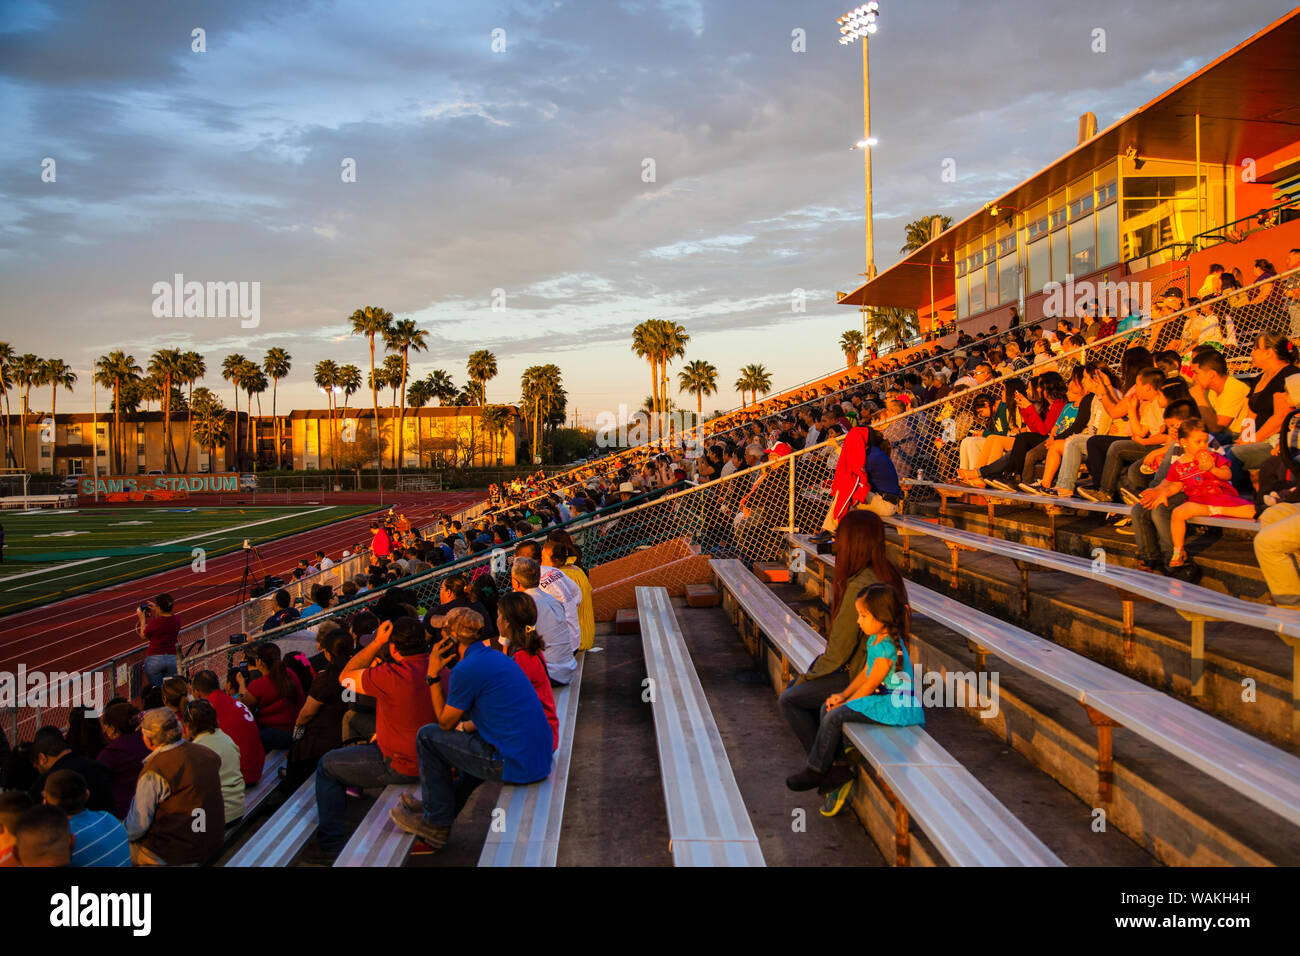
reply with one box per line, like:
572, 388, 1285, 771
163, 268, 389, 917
69, 810, 131, 867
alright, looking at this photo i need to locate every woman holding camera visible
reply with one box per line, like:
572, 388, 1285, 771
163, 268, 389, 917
137, 593, 181, 689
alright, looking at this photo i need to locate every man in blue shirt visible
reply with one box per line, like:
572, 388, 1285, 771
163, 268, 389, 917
388, 607, 554, 851
43, 769, 130, 867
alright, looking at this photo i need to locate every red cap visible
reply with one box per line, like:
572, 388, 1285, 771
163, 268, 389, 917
765, 441, 793, 457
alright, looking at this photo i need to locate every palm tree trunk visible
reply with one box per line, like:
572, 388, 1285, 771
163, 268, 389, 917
231, 385, 240, 472
272, 378, 280, 470
369, 337, 380, 481
182, 380, 194, 473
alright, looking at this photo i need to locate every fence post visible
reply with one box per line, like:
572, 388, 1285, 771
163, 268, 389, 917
788, 456, 795, 531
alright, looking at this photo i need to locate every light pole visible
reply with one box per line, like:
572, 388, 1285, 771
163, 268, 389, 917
840, 3, 880, 344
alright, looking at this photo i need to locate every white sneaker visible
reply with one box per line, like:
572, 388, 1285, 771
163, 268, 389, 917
1120, 488, 1142, 506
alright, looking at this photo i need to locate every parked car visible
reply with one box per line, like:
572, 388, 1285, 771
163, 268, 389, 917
239, 473, 258, 490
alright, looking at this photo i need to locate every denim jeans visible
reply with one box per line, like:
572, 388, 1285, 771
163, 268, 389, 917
1132, 493, 1186, 565
259, 725, 293, 752
807, 703, 875, 773
315, 743, 418, 852
1098, 440, 1149, 497
779, 672, 851, 752
1227, 441, 1275, 496
415, 725, 507, 827
144, 654, 178, 689
1054, 434, 1091, 493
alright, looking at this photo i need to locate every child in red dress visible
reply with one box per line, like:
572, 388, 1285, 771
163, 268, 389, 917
1146, 419, 1254, 568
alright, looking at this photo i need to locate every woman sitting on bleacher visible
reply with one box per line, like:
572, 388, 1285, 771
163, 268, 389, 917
779, 511, 905, 761
786, 583, 922, 817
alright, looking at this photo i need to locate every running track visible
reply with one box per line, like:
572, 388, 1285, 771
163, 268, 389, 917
0, 491, 484, 677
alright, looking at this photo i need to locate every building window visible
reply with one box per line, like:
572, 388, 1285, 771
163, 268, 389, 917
1051, 229, 1069, 283
1027, 237, 1049, 295
1096, 201, 1120, 268
67, 424, 81, 444
968, 267, 985, 315
1069, 215, 1095, 275
68, 458, 84, 476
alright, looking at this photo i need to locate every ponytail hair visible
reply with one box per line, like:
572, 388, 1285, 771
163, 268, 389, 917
498, 591, 544, 657
255, 642, 295, 703
855, 583, 911, 675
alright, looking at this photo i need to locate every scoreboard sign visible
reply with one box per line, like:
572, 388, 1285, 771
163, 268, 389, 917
78, 473, 240, 495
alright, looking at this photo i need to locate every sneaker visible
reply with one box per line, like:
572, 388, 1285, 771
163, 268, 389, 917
387, 805, 451, 849
820, 778, 855, 818
1119, 488, 1142, 506
298, 841, 341, 867
985, 478, 1017, 493
1077, 487, 1109, 503
1018, 482, 1045, 496
786, 767, 827, 792
1113, 516, 1132, 529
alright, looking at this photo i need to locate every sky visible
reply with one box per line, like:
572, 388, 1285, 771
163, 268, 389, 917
2, 0, 1297, 425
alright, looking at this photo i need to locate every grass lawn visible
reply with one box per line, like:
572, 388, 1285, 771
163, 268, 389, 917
0, 504, 379, 615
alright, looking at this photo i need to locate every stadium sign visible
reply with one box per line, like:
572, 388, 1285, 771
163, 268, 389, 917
78, 473, 240, 495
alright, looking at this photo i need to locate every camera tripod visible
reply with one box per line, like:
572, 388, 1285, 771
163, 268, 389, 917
235, 542, 272, 606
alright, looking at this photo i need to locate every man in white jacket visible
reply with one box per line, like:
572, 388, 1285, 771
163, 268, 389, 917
511, 557, 577, 685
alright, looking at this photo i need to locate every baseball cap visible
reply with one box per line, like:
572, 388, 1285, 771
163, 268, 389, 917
425, 606, 485, 641
765, 441, 793, 457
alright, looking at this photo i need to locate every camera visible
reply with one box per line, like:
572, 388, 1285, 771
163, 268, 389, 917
242, 539, 252, 550
138, 602, 151, 615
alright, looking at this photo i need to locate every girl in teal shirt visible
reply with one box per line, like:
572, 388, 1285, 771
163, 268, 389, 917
786, 584, 923, 816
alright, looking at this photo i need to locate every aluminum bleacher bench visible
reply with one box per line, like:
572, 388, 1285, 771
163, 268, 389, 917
709, 557, 1062, 866
333, 783, 419, 867
788, 534, 1300, 829
882, 514, 1300, 713
230, 751, 287, 832
901, 479, 1260, 536
226, 772, 318, 867
478, 653, 585, 866
636, 586, 763, 866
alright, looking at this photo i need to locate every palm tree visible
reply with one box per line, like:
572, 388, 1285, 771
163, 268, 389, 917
656, 320, 689, 437
263, 347, 291, 470
522, 364, 563, 465
631, 321, 660, 428
95, 351, 141, 474
424, 369, 457, 406
480, 404, 512, 467
147, 349, 183, 472
39, 359, 77, 465
190, 388, 229, 468
467, 350, 498, 406
0, 344, 15, 467
406, 379, 432, 468
314, 359, 341, 472
178, 351, 206, 473
746, 363, 772, 405
839, 329, 865, 368
349, 305, 394, 486
869, 307, 921, 352
677, 358, 717, 419
221, 353, 248, 471
241, 363, 267, 468
900, 215, 953, 253
384, 319, 428, 472
337, 364, 362, 422
379, 354, 405, 468
11, 354, 41, 473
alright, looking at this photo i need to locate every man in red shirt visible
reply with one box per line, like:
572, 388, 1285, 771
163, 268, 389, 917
190, 670, 265, 786
310, 616, 433, 860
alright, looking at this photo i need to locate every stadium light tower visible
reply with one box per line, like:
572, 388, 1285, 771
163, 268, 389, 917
839, 3, 880, 347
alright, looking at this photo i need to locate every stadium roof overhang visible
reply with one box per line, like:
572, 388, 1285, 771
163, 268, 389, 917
839, 7, 1300, 309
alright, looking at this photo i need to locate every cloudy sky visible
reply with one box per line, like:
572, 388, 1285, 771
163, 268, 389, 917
2, 0, 1296, 423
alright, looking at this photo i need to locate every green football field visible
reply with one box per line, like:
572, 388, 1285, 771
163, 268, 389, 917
0, 504, 379, 615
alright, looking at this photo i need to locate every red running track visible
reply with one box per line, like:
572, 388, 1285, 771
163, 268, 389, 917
0, 491, 485, 677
